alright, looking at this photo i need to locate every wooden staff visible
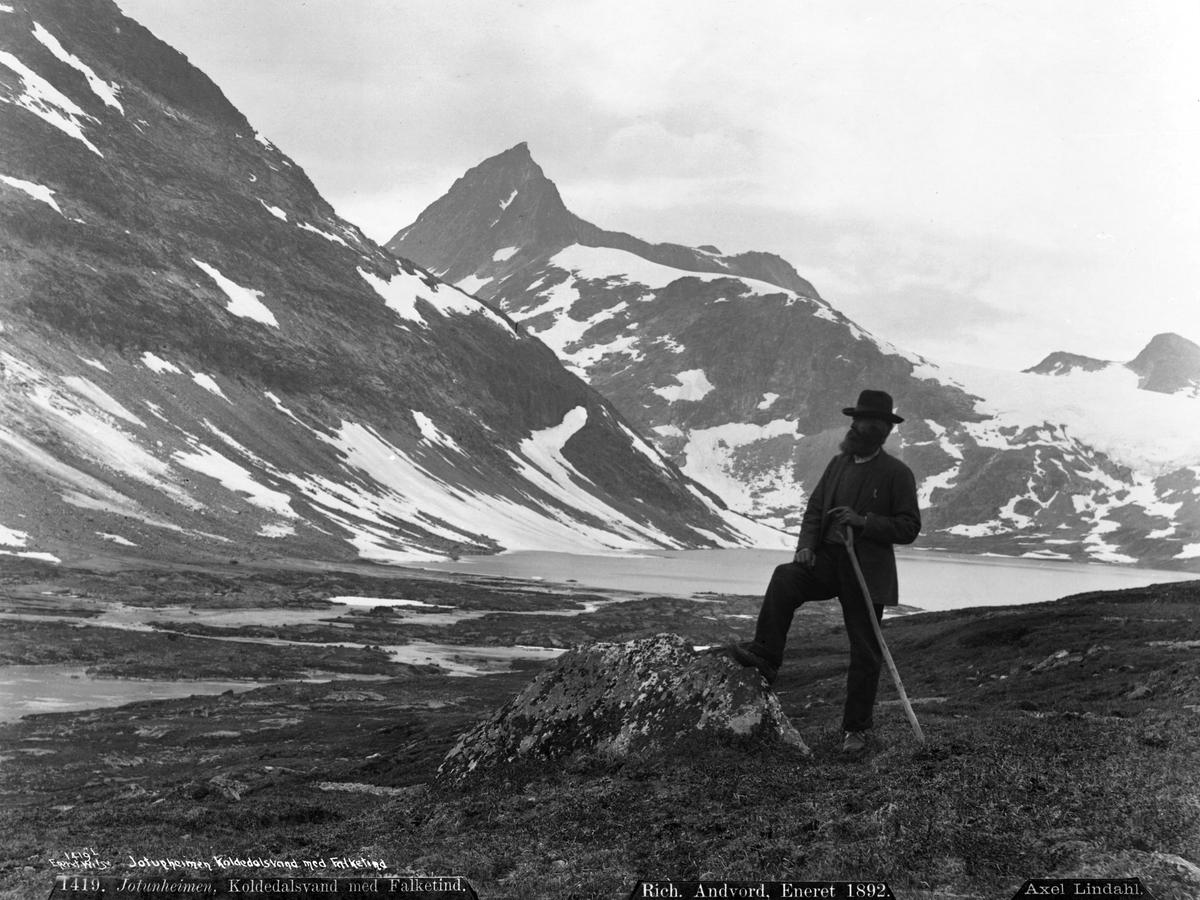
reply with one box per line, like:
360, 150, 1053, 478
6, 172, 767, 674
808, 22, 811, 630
844, 527, 925, 744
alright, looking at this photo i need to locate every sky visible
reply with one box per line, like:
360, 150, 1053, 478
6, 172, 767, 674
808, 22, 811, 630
114, 0, 1199, 371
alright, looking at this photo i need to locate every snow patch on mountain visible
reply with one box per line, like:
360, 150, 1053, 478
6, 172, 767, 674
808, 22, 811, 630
61, 376, 144, 426
493, 246, 518, 261
25, 375, 198, 510
98, 532, 137, 547
507, 408, 681, 548
0, 525, 29, 547
455, 274, 493, 295
191, 372, 229, 401
758, 393, 779, 410
172, 442, 296, 519
567, 333, 642, 376
32, 21, 123, 113
412, 411, 463, 454
310, 418, 662, 559
0, 49, 102, 155
359, 266, 513, 333
141, 352, 181, 375
193, 259, 279, 328
677, 419, 805, 524
654, 369, 715, 403
515, 281, 642, 374
681, 483, 793, 549
1, 174, 63, 214
618, 421, 670, 471
297, 221, 348, 246
263, 391, 305, 426
913, 419, 962, 506
551, 244, 710, 293
258, 199, 286, 220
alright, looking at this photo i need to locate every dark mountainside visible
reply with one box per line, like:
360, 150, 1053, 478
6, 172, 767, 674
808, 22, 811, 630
387, 145, 1200, 569
1127, 332, 1200, 396
0, 1, 764, 568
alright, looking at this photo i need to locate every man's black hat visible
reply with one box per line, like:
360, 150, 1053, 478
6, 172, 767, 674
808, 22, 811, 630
843, 390, 904, 424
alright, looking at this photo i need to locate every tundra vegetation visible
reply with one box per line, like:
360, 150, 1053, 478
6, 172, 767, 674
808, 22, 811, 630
1, 557, 1198, 900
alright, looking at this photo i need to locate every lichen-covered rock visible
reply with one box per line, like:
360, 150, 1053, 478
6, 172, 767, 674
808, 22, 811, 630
437, 633, 809, 783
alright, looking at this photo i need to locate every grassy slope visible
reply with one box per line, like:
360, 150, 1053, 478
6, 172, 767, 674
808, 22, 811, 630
1, 569, 1198, 900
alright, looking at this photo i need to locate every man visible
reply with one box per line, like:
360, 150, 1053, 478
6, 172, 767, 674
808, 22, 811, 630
716, 389, 921, 754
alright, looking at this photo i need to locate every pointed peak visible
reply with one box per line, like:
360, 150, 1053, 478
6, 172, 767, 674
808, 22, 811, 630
480, 141, 538, 170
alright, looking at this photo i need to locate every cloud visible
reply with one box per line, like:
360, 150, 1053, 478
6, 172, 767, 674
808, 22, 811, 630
113, 0, 1200, 369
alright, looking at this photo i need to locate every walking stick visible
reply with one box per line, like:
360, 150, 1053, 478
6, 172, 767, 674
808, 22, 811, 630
844, 527, 925, 744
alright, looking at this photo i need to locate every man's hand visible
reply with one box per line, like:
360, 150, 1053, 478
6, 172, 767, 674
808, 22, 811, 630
793, 547, 815, 567
830, 506, 867, 529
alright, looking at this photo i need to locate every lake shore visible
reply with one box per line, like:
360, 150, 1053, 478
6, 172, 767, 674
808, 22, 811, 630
418, 547, 1199, 611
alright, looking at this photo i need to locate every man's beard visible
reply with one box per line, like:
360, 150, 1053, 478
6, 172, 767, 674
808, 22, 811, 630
839, 426, 885, 458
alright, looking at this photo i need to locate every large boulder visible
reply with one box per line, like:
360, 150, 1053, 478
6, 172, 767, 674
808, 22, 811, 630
437, 633, 809, 784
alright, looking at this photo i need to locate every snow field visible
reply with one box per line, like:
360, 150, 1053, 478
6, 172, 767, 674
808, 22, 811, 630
675, 419, 806, 524
917, 360, 1200, 474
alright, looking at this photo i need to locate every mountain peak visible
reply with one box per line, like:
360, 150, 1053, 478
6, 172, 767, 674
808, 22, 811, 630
1127, 332, 1200, 395
1023, 351, 1110, 377
387, 145, 821, 298
384, 143, 575, 284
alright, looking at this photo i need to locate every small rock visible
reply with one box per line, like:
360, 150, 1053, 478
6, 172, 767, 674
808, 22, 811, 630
1127, 684, 1153, 700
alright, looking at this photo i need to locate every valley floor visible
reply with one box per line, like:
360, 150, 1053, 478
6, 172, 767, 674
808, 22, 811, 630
1, 557, 1199, 899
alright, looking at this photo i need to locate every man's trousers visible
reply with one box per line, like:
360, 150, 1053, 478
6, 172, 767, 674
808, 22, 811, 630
749, 544, 886, 733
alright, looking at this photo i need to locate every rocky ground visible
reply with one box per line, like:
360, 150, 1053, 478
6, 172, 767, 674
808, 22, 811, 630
1, 555, 1199, 899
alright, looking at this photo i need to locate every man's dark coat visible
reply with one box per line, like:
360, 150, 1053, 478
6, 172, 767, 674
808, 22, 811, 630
795, 449, 921, 605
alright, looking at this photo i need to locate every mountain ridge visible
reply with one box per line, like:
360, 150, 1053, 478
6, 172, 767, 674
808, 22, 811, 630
387, 142, 820, 299
387, 145, 1200, 571
1025, 332, 1200, 399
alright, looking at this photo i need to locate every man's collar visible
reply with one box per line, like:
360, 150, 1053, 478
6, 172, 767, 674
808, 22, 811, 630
853, 448, 882, 464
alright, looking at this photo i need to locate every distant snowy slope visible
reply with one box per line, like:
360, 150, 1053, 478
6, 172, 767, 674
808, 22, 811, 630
921, 361, 1200, 474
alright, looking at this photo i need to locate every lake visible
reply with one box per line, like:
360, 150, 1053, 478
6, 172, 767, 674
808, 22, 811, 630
2, 549, 1194, 722
420, 547, 1199, 613
0, 666, 277, 722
